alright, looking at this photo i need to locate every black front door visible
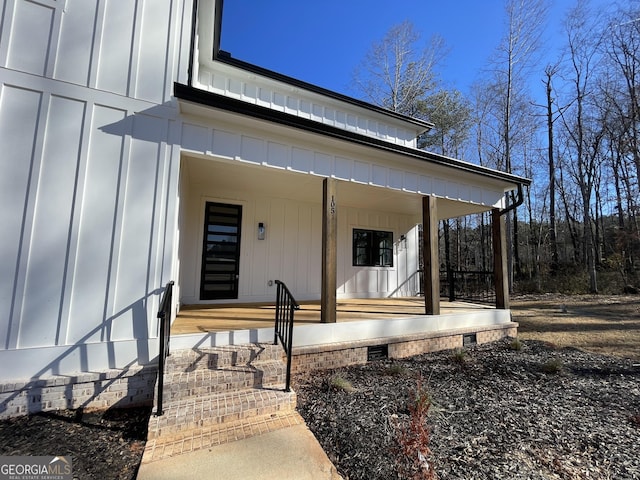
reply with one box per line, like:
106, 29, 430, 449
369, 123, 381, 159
200, 202, 242, 300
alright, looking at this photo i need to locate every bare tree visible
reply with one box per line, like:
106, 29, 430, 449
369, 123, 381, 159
544, 65, 560, 272
605, 8, 640, 185
559, 0, 606, 293
480, 0, 549, 288
351, 20, 448, 117
600, 6, 640, 281
491, 0, 548, 171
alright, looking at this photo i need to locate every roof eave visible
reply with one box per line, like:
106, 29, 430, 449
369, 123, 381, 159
173, 82, 531, 189
214, 52, 435, 134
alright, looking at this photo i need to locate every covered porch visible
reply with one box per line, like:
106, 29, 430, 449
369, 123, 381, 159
174, 91, 525, 347
171, 297, 495, 335
178, 154, 511, 314
168, 295, 516, 356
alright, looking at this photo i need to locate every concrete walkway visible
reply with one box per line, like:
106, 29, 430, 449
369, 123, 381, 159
136, 420, 342, 480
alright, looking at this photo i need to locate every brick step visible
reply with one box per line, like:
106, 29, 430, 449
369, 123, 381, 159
160, 360, 286, 402
165, 343, 283, 373
147, 387, 296, 440
141, 410, 304, 464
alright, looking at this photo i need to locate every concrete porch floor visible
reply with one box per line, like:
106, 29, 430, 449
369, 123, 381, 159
172, 297, 494, 335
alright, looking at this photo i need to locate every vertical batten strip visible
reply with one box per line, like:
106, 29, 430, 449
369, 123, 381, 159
128, 0, 143, 99
88, 0, 107, 90
57, 98, 91, 346
11, 91, 50, 350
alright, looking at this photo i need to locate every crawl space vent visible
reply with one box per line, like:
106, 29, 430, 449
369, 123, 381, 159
463, 333, 477, 346
367, 344, 388, 361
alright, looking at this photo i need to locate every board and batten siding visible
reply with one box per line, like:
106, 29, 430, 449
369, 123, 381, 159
0, 93, 181, 377
339, 211, 420, 298
196, 64, 421, 149
0, 0, 189, 103
179, 115, 506, 209
0, 0, 193, 378
179, 182, 420, 304
179, 187, 323, 304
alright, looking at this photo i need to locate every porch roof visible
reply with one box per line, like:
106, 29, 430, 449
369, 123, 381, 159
175, 82, 531, 192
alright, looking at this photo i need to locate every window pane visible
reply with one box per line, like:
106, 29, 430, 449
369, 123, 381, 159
353, 230, 371, 246
207, 233, 238, 243
353, 229, 372, 266
353, 229, 393, 267
376, 231, 393, 267
379, 247, 393, 266
208, 225, 238, 234
354, 247, 369, 266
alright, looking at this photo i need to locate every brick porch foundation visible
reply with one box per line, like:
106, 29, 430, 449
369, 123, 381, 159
0, 323, 517, 419
291, 322, 518, 374
0, 366, 156, 419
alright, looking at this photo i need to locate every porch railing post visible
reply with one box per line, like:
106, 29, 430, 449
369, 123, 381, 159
156, 280, 174, 417
274, 281, 282, 345
273, 280, 299, 392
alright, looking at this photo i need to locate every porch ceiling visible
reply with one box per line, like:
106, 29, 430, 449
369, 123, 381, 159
183, 155, 494, 219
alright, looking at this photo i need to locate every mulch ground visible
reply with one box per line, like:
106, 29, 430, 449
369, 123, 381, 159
0, 341, 638, 479
295, 339, 640, 480
0, 406, 150, 479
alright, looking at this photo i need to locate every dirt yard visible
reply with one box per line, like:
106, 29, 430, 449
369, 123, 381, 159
511, 294, 640, 361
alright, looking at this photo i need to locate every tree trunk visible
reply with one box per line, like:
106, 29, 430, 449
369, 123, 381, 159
546, 69, 559, 272
443, 220, 455, 301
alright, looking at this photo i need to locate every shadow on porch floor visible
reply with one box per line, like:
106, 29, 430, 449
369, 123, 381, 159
171, 297, 494, 335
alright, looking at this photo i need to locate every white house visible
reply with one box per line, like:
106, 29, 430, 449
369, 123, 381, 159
0, 0, 529, 416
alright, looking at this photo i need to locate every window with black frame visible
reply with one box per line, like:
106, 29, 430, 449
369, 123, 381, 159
352, 228, 393, 267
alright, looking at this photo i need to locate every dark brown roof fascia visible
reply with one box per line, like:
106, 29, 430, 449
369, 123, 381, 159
173, 82, 531, 187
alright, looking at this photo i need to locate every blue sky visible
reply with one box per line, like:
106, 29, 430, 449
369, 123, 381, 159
220, 0, 612, 100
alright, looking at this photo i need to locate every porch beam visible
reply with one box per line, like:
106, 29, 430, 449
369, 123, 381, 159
321, 178, 338, 323
492, 208, 510, 309
422, 195, 440, 315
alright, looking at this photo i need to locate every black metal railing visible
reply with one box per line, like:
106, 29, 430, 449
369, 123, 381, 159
440, 270, 495, 304
155, 280, 174, 416
274, 280, 299, 392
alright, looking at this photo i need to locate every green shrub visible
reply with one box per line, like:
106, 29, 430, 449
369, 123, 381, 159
451, 348, 467, 367
329, 374, 356, 393
541, 358, 563, 374
509, 338, 523, 351
384, 363, 408, 376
